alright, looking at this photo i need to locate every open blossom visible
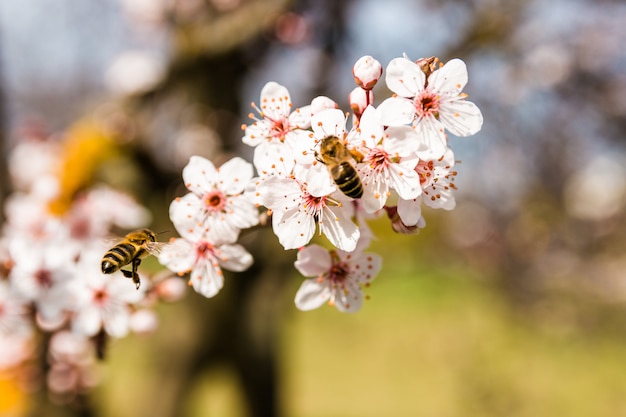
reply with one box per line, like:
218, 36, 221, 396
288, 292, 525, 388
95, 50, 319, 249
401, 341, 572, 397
258, 175, 360, 252
293, 243, 382, 313
397, 147, 457, 226
350, 106, 422, 213
0, 281, 32, 338
158, 226, 253, 298
378, 57, 483, 159
242, 81, 312, 176
170, 156, 259, 244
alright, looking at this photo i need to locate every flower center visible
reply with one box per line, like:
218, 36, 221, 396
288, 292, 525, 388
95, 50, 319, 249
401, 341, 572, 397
93, 289, 108, 305
34, 269, 53, 289
416, 160, 434, 186
303, 194, 327, 219
327, 261, 350, 284
364, 148, 390, 172
414, 90, 440, 119
270, 118, 290, 142
196, 241, 214, 257
204, 190, 227, 212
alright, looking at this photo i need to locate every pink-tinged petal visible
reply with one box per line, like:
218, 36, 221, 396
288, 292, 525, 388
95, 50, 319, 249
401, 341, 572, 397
182, 156, 218, 195
385, 57, 425, 98
320, 206, 359, 252
169, 193, 203, 237
294, 244, 332, 277
332, 283, 362, 313
158, 238, 196, 273
189, 258, 224, 298
311, 108, 346, 139
423, 187, 456, 210
218, 157, 253, 195
253, 142, 296, 177
71, 306, 101, 337
274, 207, 315, 250
259, 82, 292, 121
439, 100, 483, 137
350, 252, 382, 283
103, 305, 130, 338
357, 106, 384, 142
377, 97, 415, 126
288, 105, 312, 129
388, 165, 421, 200
294, 279, 331, 311
413, 119, 448, 160
215, 244, 253, 272
428, 58, 468, 96
397, 196, 423, 226
224, 195, 260, 230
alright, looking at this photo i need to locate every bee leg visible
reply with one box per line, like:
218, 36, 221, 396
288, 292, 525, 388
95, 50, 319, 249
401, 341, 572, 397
130, 258, 142, 290
120, 269, 134, 279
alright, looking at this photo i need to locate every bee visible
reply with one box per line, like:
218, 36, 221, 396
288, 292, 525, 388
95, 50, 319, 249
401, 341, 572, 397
316, 136, 364, 199
101, 228, 165, 289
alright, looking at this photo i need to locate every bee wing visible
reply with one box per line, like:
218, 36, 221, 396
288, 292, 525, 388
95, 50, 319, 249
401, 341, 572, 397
145, 241, 170, 256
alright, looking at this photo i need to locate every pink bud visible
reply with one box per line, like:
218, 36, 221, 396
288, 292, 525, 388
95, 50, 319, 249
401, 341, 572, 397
348, 87, 374, 118
352, 55, 382, 90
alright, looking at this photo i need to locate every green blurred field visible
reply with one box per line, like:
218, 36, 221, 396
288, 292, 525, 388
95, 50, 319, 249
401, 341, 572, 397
95, 219, 626, 417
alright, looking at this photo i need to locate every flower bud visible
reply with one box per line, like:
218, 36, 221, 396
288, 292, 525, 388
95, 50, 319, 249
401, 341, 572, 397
348, 87, 374, 118
352, 55, 382, 90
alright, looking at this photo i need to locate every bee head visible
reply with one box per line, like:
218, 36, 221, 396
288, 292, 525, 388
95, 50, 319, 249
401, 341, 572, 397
126, 228, 157, 244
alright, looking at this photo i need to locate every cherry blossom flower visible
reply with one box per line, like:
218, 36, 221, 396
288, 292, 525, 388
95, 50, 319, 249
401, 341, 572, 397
293, 243, 382, 313
0, 281, 32, 338
158, 227, 253, 299
378, 57, 483, 159
352, 106, 422, 213
169, 156, 259, 244
71, 245, 147, 338
242, 82, 312, 176
258, 175, 360, 252
397, 147, 457, 226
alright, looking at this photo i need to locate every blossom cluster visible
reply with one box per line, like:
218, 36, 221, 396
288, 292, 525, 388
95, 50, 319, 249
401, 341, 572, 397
159, 54, 483, 312
0, 132, 185, 398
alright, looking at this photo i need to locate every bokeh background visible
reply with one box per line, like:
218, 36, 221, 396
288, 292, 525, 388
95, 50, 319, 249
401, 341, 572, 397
2, 0, 626, 416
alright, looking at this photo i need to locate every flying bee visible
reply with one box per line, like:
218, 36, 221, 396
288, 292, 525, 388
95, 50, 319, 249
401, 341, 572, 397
316, 136, 364, 199
101, 228, 166, 289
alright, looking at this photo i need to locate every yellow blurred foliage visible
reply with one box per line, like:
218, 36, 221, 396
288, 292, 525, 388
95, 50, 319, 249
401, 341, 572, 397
0, 372, 26, 417
48, 120, 119, 216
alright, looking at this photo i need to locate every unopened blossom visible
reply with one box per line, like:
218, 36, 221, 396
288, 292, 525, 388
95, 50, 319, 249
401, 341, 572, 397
242, 82, 312, 176
378, 57, 483, 159
158, 227, 253, 299
71, 245, 147, 338
351, 106, 422, 213
294, 243, 382, 312
348, 87, 374, 119
170, 156, 259, 244
310, 96, 338, 115
352, 55, 383, 90
258, 174, 360, 252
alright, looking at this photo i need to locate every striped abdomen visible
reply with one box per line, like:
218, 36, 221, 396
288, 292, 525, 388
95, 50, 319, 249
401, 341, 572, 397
331, 162, 363, 199
101, 242, 141, 274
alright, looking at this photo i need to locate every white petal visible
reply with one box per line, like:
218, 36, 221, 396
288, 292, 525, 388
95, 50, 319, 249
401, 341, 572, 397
103, 305, 131, 338
413, 119, 448, 160
385, 57, 425, 98
259, 82, 292, 120
360, 170, 388, 213
332, 283, 363, 313
158, 238, 196, 273
320, 206, 359, 252
428, 58, 468, 96
258, 176, 302, 212
218, 157, 254, 195
189, 259, 224, 298
311, 108, 346, 139
253, 142, 296, 177
216, 244, 253, 272
182, 156, 217, 195
169, 194, 203, 237
439, 100, 483, 137
72, 306, 102, 337
377, 97, 415, 126
388, 165, 421, 200
288, 105, 312, 129
294, 279, 331, 311
305, 163, 337, 198
274, 207, 315, 250
243, 120, 271, 147
397, 196, 423, 226
294, 244, 331, 277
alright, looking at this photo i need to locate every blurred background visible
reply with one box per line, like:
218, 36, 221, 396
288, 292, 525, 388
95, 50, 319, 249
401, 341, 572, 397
2, 0, 626, 416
